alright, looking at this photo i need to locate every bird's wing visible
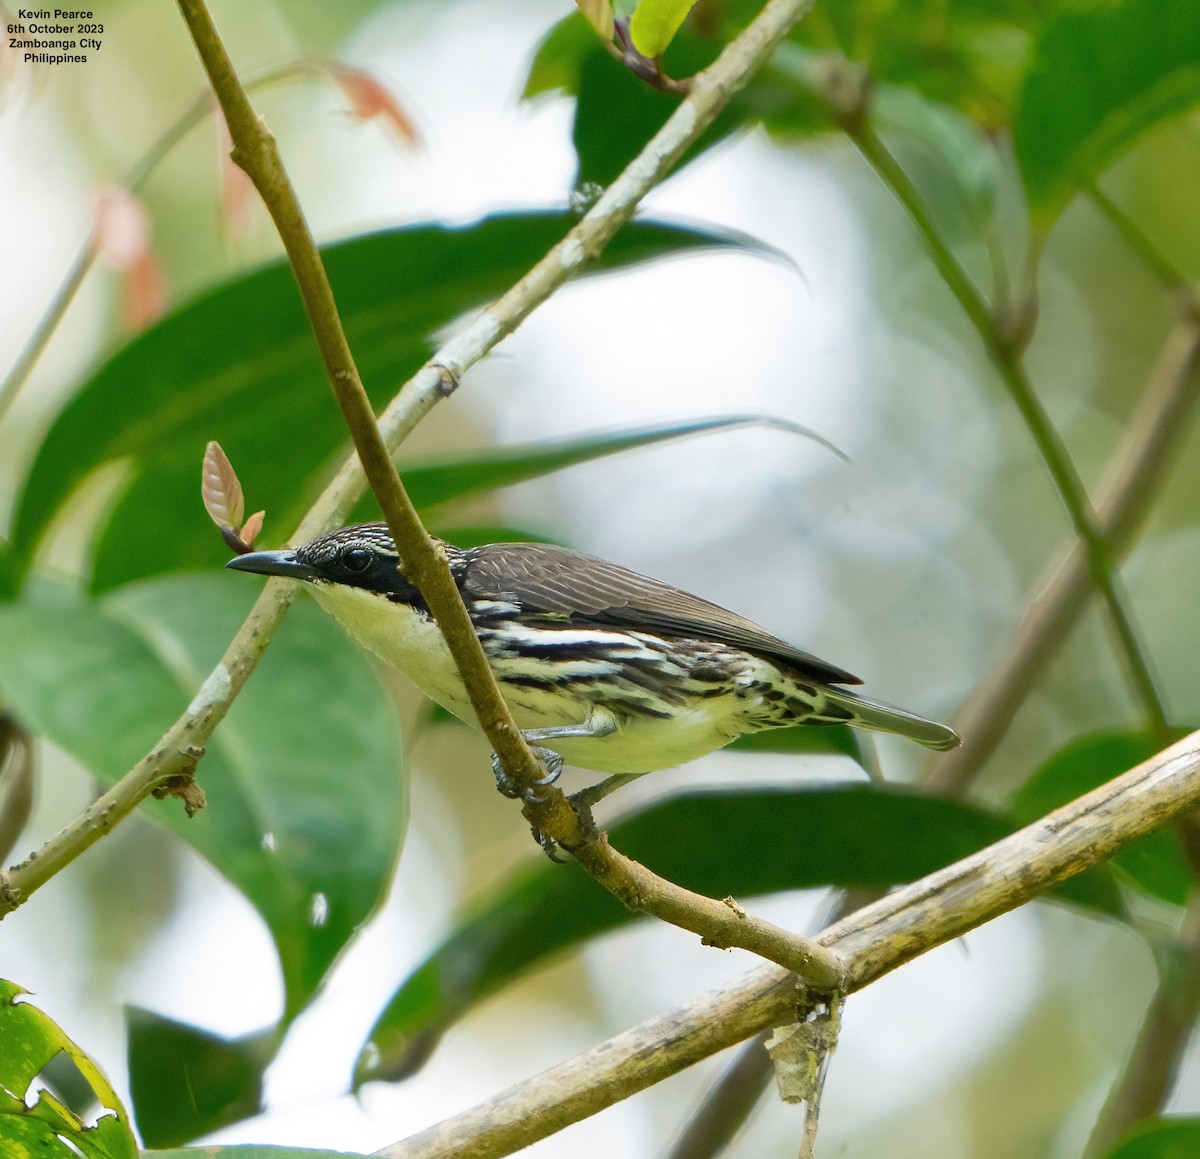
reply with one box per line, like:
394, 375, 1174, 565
461, 542, 862, 686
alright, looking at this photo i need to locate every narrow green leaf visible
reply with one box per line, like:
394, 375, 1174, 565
0, 578, 406, 1018
629, 0, 699, 59
0, 978, 138, 1159
9, 214, 761, 592
126, 1009, 271, 1149
1013, 729, 1192, 906
354, 785, 1121, 1084
1015, 0, 1200, 220
1107, 1117, 1200, 1158
351, 415, 833, 521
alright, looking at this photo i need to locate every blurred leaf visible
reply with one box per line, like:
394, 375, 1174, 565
351, 415, 829, 522
8, 214, 760, 593
355, 785, 1121, 1083
1108, 1118, 1200, 1158
1013, 729, 1192, 906
126, 1009, 271, 1149
871, 85, 1000, 236
0, 577, 405, 1019
630, 0, 699, 59
0, 978, 138, 1159
573, 42, 687, 187
525, 13, 601, 98
0, 713, 34, 865
1015, 0, 1200, 221
572, 32, 748, 188
575, 0, 614, 41
0, 541, 15, 600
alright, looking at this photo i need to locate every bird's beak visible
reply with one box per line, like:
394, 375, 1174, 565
225, 550, 319, 581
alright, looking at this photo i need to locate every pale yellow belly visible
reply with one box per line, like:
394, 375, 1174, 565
307, 583, 742, 774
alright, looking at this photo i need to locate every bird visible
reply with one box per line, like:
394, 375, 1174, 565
227, 523, 959, 804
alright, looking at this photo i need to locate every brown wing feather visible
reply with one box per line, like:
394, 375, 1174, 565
461, 542, 862, 686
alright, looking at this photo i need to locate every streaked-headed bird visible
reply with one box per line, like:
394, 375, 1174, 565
227, 524, 958, 801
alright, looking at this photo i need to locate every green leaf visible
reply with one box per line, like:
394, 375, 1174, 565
126, 1009, 271, 1149
0, 577, 406, 1019
9, 214, 759, 593
1107, 1118, 1200, 1158
351, 415, 832, 522
871, 84, 1001, 237
1015, 0, 1200, 221
524, 12, 598, 99
1013, 729, 1191, 906
354, 785, 1121, 1084
0, 978, 138, 1159
629, 0, 699, 59
572, 34, 745, 188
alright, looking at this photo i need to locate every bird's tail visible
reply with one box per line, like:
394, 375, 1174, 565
825, 688, 960, 751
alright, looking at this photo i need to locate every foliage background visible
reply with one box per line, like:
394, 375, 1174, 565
3, 0, 1200, 1155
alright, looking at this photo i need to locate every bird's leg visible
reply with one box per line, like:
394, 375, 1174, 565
489, 708, 617, 802
490, 747, 563, 801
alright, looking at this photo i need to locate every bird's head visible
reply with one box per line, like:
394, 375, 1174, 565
226, 523, 422, 601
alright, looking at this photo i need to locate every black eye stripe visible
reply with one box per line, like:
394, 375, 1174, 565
343, 548, 373, 573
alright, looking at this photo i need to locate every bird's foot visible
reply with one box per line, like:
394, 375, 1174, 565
530, 823, 568, 863
490, 746, 564, 802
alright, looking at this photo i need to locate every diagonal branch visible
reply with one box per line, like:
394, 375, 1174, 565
376, 730, 1200, 1159
844, 120, 1169, 741
930, 316, 1200, 793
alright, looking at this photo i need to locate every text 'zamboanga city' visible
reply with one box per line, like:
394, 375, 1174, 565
8, 9, 105, 64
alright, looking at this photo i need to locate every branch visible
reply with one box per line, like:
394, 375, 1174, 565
844, 120, 1169, 741
665, 1029, 773, 1159
376, 730, 1200, 1159
1084, 890, 1200, 1157
929, 316, 1200, 793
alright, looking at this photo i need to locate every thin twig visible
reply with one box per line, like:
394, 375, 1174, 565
375, 730, 1200, 1159
665, 1031, 772, 1159
844, 121, 1169, 742
929, 317, 1200, 793
1084, 890, 1200, 1158
1087, 182, 1192, 300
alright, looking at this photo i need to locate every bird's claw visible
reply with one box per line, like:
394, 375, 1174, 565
490, 746, 564, 802
531, 825, 567, 863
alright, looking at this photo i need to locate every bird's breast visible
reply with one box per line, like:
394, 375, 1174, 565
306, 583, 477, 720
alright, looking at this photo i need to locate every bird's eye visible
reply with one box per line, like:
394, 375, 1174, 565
343, 548, 372, 574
